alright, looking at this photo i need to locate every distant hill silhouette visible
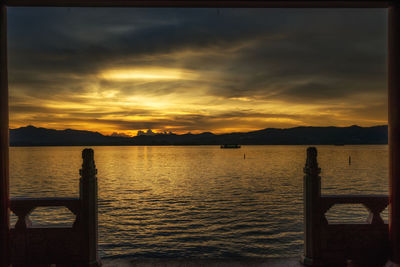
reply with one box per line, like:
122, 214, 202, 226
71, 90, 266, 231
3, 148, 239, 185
9, 125, 128, 146
9, 125, 388, 146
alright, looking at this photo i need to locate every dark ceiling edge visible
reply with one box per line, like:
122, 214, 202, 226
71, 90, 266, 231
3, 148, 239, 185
3, 0, 392, 8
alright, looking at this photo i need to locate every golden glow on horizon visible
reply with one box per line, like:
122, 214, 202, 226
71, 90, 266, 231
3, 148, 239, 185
9, 59, 388, 136
9, 85, 387, 137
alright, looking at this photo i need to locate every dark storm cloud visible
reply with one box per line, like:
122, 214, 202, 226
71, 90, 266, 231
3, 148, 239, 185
9, 103, 152, 118
8, 8, 387, 95
200, 19, 387, 101
272, 82, 358, 102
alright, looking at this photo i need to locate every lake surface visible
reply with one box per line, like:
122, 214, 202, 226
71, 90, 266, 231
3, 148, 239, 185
9, 145, 389, 259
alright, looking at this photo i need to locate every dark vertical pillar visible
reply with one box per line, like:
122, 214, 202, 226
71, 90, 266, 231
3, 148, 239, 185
301, 147, 322, 266
0, 3, 9, 267
79, 149, 100, 267
389, 3, 400, 264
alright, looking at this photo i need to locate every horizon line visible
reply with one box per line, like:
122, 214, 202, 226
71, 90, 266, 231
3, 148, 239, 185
9, 124, 389, 138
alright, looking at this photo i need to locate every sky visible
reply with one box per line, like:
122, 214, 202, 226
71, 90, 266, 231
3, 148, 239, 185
8, 8, 388, 136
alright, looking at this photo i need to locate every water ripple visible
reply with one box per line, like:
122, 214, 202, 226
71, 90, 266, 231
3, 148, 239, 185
10, 145, 388, 259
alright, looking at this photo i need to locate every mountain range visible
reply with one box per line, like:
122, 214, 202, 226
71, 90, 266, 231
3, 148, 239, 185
9, 125, 388, 146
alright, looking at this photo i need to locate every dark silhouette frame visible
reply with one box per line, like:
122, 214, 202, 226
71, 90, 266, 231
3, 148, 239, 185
0, 0, 399, 265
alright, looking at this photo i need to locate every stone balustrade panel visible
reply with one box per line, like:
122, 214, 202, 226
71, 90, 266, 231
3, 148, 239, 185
8, 148, 100, 266
302, 147, 390, 266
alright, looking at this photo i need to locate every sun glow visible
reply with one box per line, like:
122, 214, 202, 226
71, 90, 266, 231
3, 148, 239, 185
100, 68, 197, 81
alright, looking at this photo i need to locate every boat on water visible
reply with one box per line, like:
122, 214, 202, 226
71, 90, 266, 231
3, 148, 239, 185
220, 144, 241, 149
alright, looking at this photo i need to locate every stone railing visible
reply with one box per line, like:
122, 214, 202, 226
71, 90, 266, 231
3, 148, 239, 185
301, 147, 389, 266
9, 148, 101, 266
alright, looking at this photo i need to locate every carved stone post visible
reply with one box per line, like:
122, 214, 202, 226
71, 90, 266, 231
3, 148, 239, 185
0, 3, 9, 267
301, 147, 322, 266
79, 149, 101, 266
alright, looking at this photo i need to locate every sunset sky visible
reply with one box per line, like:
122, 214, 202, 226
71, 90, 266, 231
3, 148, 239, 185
8, 8, 388, 136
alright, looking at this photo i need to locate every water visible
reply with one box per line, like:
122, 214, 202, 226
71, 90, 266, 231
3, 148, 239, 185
9, 145, 389, 259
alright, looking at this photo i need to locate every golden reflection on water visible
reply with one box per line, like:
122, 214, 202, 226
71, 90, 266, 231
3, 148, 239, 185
10, 145, 388, 258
